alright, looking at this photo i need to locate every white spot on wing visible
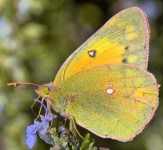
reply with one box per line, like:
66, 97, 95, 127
89, 51, 95, 56
109, 84, 113, 87
88, 50, 96, 58
106, 88, 114, 95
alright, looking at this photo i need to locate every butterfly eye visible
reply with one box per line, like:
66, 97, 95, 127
88, 50, 97, 58
42, 86, 50, 95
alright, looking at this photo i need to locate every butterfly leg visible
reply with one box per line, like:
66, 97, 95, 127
69, 116, 84, 139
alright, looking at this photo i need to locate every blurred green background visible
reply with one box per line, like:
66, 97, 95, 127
0, 0, 163, 150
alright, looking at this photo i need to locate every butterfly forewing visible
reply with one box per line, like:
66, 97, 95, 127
54, 7, 149, 87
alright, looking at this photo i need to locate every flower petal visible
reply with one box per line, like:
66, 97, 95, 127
26, 121, 41, 134
38, 121, 55, 145
26, 133, 37, 149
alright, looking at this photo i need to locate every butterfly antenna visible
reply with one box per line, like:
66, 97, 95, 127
7, 82, 40, 87
8, 82, 43, 119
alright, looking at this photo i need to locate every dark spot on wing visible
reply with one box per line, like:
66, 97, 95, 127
125, 46, 129, 50
88, 50, 97, 58
122, 58, 128, 63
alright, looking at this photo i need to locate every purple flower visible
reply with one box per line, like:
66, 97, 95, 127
26, 121, 40, 149
26, 99, 57, 149
38, 114, 56, 145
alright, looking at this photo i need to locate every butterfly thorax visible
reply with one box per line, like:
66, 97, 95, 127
35, 82, 71, 118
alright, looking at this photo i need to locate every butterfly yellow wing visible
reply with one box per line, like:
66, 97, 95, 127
54, 7, 150, 86
59, 65, 158, 141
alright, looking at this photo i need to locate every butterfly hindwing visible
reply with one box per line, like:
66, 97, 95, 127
60, 65, 158, 141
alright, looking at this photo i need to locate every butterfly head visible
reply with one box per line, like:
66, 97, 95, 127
35, 82, 69, 117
